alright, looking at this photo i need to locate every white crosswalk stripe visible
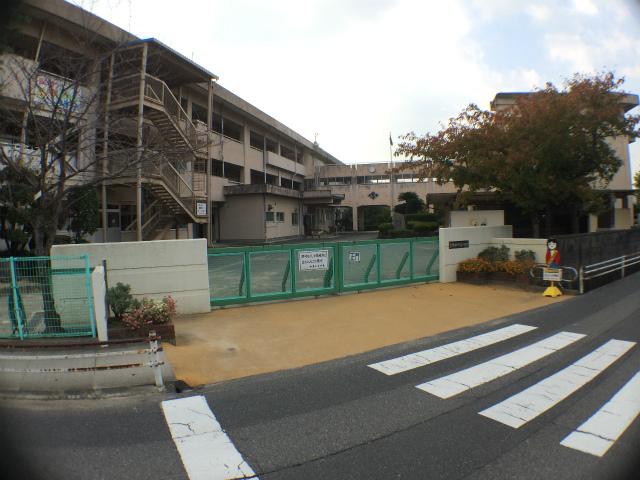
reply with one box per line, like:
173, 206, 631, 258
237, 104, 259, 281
161, 395, 258, 480
368, 324, 537, 375
416, 331, 585, 399
560, 369, 640, 457
479, 339, 636, 428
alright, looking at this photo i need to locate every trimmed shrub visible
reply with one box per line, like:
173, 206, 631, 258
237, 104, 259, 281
493, 260, 530, 275
478, 245, 510, 263
457, 258, 493, 273
409, 221, 439, 233
106, 282, 141, 321
378, 222, 394, 233
515, 249, 536, 263
405, 213, 440, 224
389, 229, 413, 238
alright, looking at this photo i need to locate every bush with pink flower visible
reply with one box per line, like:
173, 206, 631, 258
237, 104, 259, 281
121, 295, 177, 331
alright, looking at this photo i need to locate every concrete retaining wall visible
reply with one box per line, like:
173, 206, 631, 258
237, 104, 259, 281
438, 226, 513, 282
51, 239, 210, 314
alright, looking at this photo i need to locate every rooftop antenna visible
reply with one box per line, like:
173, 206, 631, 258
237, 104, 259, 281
313, 132, 319, 147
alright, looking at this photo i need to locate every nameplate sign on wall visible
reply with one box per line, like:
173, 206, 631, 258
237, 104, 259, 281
299, 250, 329, 271
196, 202, 207, 216
449, 240, 469, 249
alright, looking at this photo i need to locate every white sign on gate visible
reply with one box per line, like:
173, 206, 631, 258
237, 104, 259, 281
348, 251, 361, 263
298, 250, 329, 271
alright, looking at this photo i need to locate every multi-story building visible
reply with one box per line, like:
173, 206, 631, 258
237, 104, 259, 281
0, 0, 343, 246
311, 93, 638, 236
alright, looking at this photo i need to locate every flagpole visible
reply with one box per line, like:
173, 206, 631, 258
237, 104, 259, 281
389, 132, 395, 215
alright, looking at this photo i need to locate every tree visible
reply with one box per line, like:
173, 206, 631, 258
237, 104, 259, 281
634, 170, 640, 203
396, 73, 639, 237
394, 191, 425, 214
68, 185, 100, 242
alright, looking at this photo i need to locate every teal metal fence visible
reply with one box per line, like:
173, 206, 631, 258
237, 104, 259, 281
0, 255, 96, 340
208, 237, 439, 306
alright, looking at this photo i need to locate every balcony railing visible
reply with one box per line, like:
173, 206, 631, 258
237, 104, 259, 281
110, 73, 209, 152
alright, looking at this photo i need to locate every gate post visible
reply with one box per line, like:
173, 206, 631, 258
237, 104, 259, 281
9, 257, 25, 340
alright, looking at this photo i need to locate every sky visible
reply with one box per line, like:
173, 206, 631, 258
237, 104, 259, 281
76, 0, 640, 178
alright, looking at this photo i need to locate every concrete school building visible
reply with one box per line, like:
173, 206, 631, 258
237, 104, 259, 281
0, 0, 343, 246
310, 92, 639, 237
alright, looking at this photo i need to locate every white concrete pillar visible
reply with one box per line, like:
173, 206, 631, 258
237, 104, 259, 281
91, 265, 108, 342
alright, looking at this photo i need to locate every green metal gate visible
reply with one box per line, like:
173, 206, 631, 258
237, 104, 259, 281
208, 238, 439, 307
0, 255, 96, 339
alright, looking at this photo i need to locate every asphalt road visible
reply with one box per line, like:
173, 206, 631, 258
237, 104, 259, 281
2, 273, 640, 480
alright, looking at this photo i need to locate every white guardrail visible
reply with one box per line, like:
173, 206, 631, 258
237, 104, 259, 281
578, 252, 640, 294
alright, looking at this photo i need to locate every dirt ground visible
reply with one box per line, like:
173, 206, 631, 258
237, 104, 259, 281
163, 283, 565, 386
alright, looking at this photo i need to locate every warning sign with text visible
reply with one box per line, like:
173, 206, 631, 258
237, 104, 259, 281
298, 250, 329, 271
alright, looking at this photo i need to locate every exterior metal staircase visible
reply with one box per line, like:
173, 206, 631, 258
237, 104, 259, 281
109, 73, 209, 234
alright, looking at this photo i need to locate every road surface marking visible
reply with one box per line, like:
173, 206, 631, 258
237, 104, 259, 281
560, 370, 640, 457
368, 324, 537, 375
416, 331, 585, 399
161, 395, 258, 480
480, 339, 636, 428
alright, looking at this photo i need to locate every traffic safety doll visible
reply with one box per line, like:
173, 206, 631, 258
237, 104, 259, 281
545, 238, 560, 268
543, 238, 562, 297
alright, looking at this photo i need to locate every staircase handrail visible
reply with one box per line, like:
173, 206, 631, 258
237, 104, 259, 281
111, 73, 208, 152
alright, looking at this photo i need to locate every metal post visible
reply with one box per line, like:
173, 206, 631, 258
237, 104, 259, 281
136, 43, 148, 242
579, 266, 584, 294
101, 53, 114, 243
149, 331, 164, 389
290, 249, 296, 294
84, 254, 97, 338
409, 239, 414, 280
376, 242, 382, 284
206, 79, 213, 246
621, 255, 625, 279
102, 259, 110, 320
9, 257, 24, 340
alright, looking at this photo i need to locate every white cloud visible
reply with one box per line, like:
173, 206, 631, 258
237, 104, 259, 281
78, 0, 639, 169
572, 0, 598, 16
526, 4, 551, 22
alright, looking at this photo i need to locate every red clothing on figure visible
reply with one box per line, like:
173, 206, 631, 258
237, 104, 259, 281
546, 249, 560, 267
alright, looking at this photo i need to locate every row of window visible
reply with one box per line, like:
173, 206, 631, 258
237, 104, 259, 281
187, 100, 303, 163
265, 211, 299, 225
316, 174, 435, 186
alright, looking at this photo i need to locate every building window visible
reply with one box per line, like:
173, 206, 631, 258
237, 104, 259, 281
265, 211, 274, 222
292, 212, 299, 225
250, 131, 264, 150
120, 204, 136, 231
280, 177, 293, 189
276, 212, 285, 222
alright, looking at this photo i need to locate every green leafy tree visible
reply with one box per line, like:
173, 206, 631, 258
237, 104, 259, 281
396, 73, 639, 237
68, 185, 100, 242
394, 191, 425, 214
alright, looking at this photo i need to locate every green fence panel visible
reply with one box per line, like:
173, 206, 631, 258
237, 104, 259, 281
0, 255, 95, 339
341, 243, 378, 289
380, 242, 411, 282
413, 240, 440, 279
293, 246, 336, 292
249, 251, 292, 296
208, 253, 246, 301
209, 237, 439, 306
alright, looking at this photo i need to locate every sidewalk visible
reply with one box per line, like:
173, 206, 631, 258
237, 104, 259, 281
164, 282, 565, 386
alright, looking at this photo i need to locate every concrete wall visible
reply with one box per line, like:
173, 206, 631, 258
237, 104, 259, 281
438, 225, 513, 283
51, 239, 210, 314
219, 195, 265, 241
450, 210, 505, 227
264, 195, 302, 239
